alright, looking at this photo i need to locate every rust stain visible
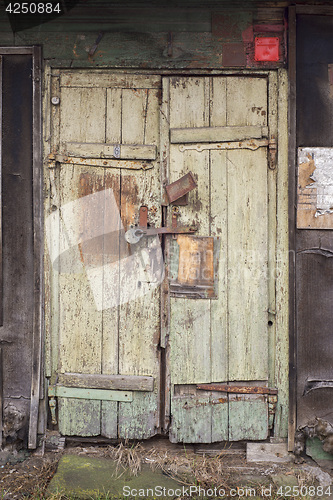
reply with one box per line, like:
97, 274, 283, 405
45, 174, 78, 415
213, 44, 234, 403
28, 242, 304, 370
197, 384, 278, 395
176, 235, 214, 289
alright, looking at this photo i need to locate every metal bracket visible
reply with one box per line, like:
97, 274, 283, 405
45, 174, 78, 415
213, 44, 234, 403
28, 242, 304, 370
125, 224, 197, 244
178, 139, 269, 153
269, 138, 277, 170
114, 144, 120, 158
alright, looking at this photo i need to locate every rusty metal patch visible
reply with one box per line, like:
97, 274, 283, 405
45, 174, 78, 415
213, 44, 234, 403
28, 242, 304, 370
196, 384, 278, 395
165, 171, 197, 204
169, 235, 220, 299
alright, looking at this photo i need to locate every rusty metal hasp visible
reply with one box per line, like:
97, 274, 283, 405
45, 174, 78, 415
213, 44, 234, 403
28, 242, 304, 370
196, 384, 278, 395
165, 171, 197, 204
125, 225, 197, 244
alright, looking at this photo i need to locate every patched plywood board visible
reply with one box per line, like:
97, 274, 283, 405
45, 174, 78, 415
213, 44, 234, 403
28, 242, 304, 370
297, 147, 333, 229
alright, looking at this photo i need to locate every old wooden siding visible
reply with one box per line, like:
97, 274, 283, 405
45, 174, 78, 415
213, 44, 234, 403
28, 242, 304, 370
45, 71, 162, 438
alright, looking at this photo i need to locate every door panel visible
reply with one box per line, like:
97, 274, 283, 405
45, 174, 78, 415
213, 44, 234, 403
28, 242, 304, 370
47, 71, 280, 443
167, 76, 272, 442
48, 71, 162, 438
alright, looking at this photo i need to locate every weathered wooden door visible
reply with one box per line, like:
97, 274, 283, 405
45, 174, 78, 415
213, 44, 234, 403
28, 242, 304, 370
46, 71, 163, 438
46, 70, 284, 442
163, 75, 278, 442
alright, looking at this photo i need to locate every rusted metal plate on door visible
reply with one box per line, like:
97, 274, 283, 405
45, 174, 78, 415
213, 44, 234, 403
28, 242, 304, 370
169, 235, 220, 299
197, 384, 278, 395
297, 148, 333, 229
165, 171, 197, 204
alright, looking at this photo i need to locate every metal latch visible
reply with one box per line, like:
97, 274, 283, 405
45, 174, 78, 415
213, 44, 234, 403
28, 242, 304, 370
125, 225, 197, 244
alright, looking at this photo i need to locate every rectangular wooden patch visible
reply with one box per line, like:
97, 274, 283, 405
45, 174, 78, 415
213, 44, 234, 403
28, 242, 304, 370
169, 236, 220, 299
58, 372, 154, 391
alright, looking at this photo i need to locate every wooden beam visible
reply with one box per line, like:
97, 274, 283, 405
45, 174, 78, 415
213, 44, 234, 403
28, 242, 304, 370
58, 372, 154, 392
64, 142, 157, 160
170, 125, 268, 143
48, 386, 133, 402
60, 72, 161, 88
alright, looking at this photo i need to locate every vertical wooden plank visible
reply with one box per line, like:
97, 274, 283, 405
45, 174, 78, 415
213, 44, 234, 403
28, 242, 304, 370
226, 77, 267, 127
169, 77, 213, 442
121, 88, 147, 144
227, 148, 269, 381
211, 390, 229, 442
49, 71, 61, 385
288, 5, 297, 451
210, 77, 228, 383
59, 87, 106, 144
29, 46, 43, 450
118, 80, 161, 439
169, 77, 211, 386
101, 88, 122, 439
56, 83, 108, 436
268, 71, 278, 391
227, 76, 269, 382
275, 69, 290, 439
43, 64, 52, 381
57, 165, 103, 435
160, 78, 171, 432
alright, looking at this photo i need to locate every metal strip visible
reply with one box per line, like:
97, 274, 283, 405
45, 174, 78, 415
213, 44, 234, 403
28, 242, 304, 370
48, 386, 133, 402
178, 139, 269, 153
50, 155, 153, 170
28, 46, 44, 450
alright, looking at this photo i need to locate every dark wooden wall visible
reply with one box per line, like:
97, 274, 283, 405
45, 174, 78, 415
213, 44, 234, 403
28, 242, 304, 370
1, 55, 34, 446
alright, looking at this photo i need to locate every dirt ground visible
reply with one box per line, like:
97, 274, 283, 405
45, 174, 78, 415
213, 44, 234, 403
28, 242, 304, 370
0, 438, 331, 499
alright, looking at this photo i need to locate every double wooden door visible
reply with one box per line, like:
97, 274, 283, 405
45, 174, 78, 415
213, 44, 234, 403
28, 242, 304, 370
46, 70, 281, 442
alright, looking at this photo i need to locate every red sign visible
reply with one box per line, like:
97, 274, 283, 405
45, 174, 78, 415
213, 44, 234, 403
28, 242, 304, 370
255, 37, 280, 62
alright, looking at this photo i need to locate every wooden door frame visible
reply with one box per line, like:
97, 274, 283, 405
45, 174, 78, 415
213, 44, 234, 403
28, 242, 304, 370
287, 5, 333, 451
0, 46, 43, 449
42, 66, 288, 443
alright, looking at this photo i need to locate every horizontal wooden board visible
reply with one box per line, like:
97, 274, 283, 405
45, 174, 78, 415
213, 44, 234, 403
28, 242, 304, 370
64, 142, 157, 160
170, 125, 268, 143
60, 72, 161, 89
49, 386, 133, 402
58, 372, 154, 391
